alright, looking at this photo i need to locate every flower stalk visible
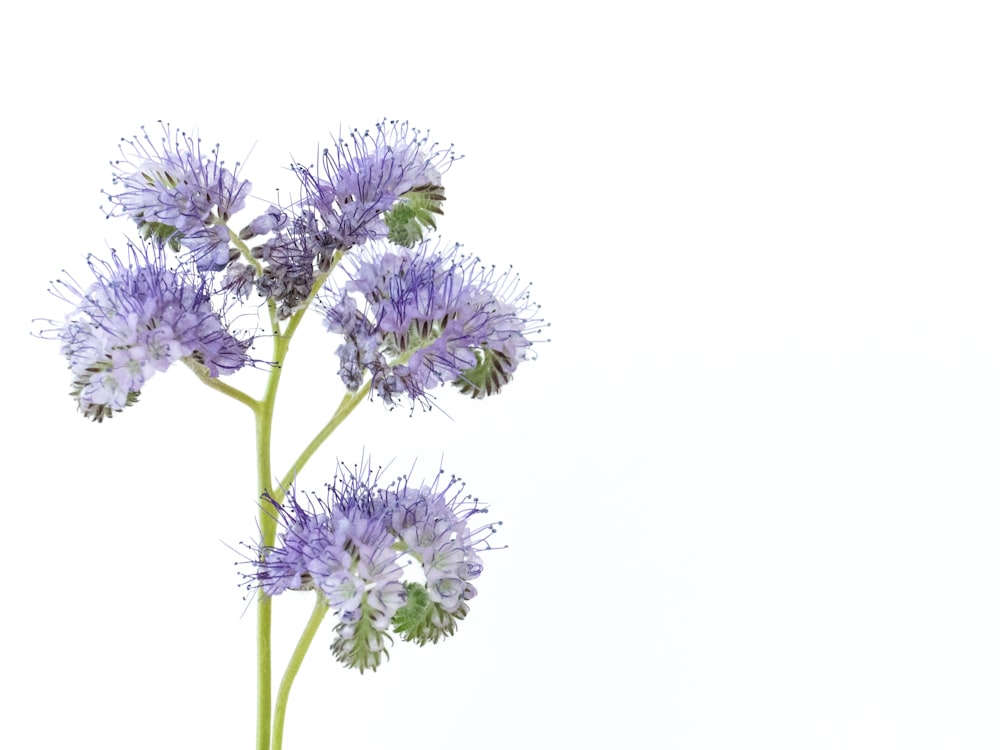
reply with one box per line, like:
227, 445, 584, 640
272, 592, 329, 750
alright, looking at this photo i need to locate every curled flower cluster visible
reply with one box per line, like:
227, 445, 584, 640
48, 242, 251, 421
247, 463, 497, 672
107, 122, 251, 271
319, 240, 543, 406
297, 119, 458, 251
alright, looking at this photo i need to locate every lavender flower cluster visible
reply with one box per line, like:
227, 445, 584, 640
248, 465, 498, 672
44, 119, 543, 419
320, 241, 543, 406
50, 243, 250, 422
107, 124, 252, 272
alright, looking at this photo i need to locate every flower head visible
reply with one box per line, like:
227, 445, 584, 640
245, 461, 499, 671
249, 210, 338, 319
46, 241, 251, 421
295, 120, 458, 251
106, 122, 251, 271
318, 240, 544, 406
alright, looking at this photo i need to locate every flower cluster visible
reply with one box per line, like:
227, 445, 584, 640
247, 463, 497, 672
237, 120, 458, 318
319, 241, 543, 406
107, 122, 251, 271
244, 209, 335, 319
48, 242, 251, 421
297, 119, 457, 251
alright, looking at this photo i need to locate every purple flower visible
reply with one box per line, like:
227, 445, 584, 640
251, 210, 338, 319
47, 241, 251, 421
240, 205, 288, 239
296, 120, 458, 251
106, 122, 251, 271
318, 241, 545, 406
383, 472, 492, 618
245, 461, 499, 670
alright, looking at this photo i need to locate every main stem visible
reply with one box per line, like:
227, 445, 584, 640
255, 329, 286, 750
253, 259, 339, 750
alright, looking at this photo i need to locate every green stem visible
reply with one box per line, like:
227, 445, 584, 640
277, 384, 370, 493
254, 256, 343, 750
183, 359, 259, 411
175, 245, 347, 750
256, 592, 273, 750
255, 327, 289, 750
275, 335, 433, 492
229, 227, 263, 275
272, 592, 329, 750
178, 224, 348, 749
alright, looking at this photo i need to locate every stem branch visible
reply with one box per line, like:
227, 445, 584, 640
272, 592, 329, 750
277, 383, 370, 492
183, 359, 258, 411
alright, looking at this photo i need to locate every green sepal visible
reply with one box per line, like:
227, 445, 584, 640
139, 220, 183, 252
453, 346, 515, 399
330, 602, 391, 673
70, 383, 141, 423
392, 581, 468, 645
385, 184, 446, 247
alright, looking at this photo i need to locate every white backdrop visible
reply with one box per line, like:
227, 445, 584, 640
5, 2, 1000, 748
